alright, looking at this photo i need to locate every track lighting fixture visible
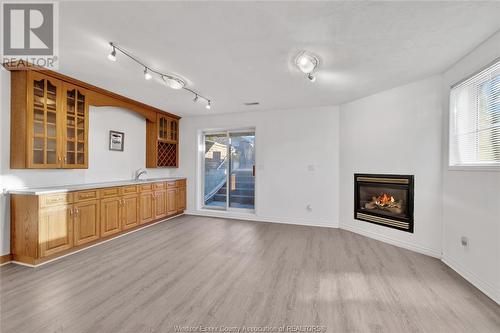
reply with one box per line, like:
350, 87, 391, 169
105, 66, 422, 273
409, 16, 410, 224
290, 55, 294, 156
107, 42, 211, 109
108, 46, 116, 62
295, 51, 319, 82
143, 67, 152, 80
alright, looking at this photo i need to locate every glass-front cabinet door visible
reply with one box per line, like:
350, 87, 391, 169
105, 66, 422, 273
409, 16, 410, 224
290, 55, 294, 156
62, 83, 88, 168
28, 72, 62, 168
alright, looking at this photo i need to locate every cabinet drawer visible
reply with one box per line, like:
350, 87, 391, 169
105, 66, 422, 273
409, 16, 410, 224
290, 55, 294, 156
40, 193, 73, 207
153, 182, 166, 189
139, 183, 153, 192
121, 185, 137, 195
175, 179, 186, 187
74, 190, 99, 202
166, 181, 177, 188
99, 187, 121, 198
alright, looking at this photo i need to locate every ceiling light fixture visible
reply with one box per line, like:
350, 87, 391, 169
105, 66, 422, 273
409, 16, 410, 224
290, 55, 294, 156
107, 42, 211, 109
162, 75, 185, 90
143, 67, 152, 80
295, 51, 319, 82
108, 46, 117, 61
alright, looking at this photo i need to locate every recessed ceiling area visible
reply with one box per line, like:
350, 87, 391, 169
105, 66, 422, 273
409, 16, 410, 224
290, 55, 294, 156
58, 1, 500, 116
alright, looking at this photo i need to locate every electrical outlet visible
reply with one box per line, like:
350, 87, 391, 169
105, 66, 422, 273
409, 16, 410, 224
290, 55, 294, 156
461, 236, 469, 247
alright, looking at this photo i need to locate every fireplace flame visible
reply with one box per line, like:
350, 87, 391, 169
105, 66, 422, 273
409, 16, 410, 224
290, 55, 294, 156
376, 193, 395, 206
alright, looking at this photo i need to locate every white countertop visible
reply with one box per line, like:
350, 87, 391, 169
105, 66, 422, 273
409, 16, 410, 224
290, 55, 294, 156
8, 177, 186, 195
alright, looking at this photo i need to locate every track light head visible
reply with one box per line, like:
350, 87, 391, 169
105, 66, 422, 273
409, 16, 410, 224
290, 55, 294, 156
206, 100, 211, 110
144, 67, 152, 80
108, 46, 116, 62
193, 95, 198, 103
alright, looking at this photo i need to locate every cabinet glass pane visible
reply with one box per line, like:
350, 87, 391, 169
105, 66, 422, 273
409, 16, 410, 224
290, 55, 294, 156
77, 129, 84, 141
34, 137, 44, 149
34, 150, 44, 164
47, 150, 56, 164
47, 138, 56, 151
34, 109, 44, 121
47, 124, 56, 137
34, 121, 43, 135
47, 111, 56, 124
67, 141, 75, 152
77, 142, 84, 152
77, 153, 84, 164
67, 153, 75, 164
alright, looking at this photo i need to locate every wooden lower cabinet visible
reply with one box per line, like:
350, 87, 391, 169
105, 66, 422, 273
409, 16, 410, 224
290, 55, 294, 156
167, 188, 177, 215
39, 205, 73, 258
154, 190, 167, 219
100, 197, 122, 238
74, 200, 100, 246
122, 194, 140, 230
140, 191, 155, 224
10, 179, 187, 265
177, 186, 186, 212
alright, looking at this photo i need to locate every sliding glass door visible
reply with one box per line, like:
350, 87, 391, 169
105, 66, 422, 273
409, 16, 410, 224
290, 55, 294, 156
203, 130, 255, 211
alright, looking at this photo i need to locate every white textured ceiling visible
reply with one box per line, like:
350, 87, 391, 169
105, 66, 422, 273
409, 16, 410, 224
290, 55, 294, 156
58, 1, 500, 116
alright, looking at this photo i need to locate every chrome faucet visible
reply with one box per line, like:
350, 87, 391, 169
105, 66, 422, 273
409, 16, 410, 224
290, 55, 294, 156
135, 168, 148, 180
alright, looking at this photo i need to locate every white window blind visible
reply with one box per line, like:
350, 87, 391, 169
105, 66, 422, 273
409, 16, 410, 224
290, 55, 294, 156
449, 59, 500, 167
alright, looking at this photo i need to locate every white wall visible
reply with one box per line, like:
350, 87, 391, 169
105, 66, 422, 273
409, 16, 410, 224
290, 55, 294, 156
168, 106, 340, 227
0, 69, 171, 255
338, 76, 444, 257
441, 31, 500, 304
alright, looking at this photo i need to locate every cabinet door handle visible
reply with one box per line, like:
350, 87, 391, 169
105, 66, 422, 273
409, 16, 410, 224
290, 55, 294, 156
75, 208, 79, 216
70, 208, 73, 216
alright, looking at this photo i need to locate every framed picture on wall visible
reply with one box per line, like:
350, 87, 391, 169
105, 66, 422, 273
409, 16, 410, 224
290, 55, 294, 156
109, 130, 124, 151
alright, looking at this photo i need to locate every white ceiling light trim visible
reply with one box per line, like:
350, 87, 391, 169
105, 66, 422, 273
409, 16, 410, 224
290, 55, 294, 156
107, 42, 212, 110
295, 51, 320, 82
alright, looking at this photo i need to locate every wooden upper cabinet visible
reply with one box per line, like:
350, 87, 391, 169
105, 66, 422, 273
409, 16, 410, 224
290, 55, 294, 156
26, 71, 62, 168
10, 71, 88, 169
62, 83, 88, 168
146, 114, 179, 168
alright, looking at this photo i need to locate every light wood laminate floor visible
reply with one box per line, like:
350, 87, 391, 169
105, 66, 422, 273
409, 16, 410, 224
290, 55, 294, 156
1, 215, 499, 333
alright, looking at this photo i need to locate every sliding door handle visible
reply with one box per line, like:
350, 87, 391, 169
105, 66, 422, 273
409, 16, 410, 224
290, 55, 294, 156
252, 165, 255, 177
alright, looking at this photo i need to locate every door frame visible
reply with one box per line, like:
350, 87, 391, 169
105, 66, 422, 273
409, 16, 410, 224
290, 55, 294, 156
200, 127, 256, 213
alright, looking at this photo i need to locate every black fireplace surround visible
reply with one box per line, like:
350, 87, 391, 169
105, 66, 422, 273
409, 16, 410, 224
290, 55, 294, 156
354, 174, 414, 233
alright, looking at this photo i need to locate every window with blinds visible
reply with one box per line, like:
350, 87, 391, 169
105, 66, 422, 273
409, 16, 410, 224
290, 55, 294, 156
449, 60, 500, 167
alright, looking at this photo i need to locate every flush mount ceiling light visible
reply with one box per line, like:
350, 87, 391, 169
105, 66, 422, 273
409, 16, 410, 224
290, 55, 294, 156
107, 42, 211, 109
295, 51, 319, 82
162, 75, 185, 90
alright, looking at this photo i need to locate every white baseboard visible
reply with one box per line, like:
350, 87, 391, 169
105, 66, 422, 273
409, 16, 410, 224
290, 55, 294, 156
186, 210, 339, 229
339, 223, 442, 258
442, 255, 500, 305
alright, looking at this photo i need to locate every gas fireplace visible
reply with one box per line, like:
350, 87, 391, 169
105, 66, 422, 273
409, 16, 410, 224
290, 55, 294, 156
354, 174, 414, 233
